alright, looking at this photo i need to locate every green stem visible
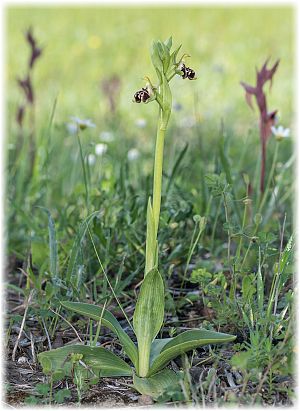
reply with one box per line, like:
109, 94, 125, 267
140, 108, 170, 375
145, 110, 167, 275
258, 142, 279, 215
138, 342, 151, 377
152, 113, 166, 238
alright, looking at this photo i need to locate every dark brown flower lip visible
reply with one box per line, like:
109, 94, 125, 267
180, 63, 196, 80
134, 87, 151, 103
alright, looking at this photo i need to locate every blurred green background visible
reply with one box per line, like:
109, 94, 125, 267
6, 6, 294, 132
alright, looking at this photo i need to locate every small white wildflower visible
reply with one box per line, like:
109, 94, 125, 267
127, 148, 140, 161
271, 125, 290, 141
135, 118, 147, 128
66, 122, 78, 135
70, 116, 96, 131
95, 143, 108, 156
99, 131, 114, 142
88, 154, 96, 165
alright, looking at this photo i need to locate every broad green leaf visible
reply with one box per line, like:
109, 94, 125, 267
38, 345, 132, 380
150, 338, 172, 365
145, 198, 157, 276
148, 329, 236, 376
60, 301, 138, 369
133, 268, 164, 377
133, 369, 180, 399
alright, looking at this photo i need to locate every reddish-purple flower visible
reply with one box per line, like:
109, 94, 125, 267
241, 59, 280, 193
26, 27, 43, 69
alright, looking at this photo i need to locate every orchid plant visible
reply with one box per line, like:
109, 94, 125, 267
240, 59, 280, 194
38, 38, 235, 399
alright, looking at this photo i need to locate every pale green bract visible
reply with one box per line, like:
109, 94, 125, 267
38, 37, 236, 400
